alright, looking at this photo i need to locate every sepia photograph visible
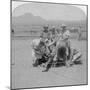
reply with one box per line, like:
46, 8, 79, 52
11, 0, 88, 89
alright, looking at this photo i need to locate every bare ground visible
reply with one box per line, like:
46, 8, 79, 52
11, 38, 87, 89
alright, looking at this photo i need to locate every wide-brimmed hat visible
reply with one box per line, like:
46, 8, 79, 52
52, 26, 55, 29
40, 34, 43, 38
61, 24, 67, 28
49, 26, 56, 34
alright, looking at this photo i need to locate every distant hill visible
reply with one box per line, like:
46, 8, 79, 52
12, 13, 47, 25
12, 13, 86, 32
12, 12, 86, 25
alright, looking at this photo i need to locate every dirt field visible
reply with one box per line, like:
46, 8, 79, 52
11, 37, 87, 89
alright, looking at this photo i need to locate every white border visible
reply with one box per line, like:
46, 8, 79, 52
0, 0, 89, 90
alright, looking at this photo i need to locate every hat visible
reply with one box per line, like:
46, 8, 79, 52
52, 26, 55, 29
49, 26, 56, 34
40, 34, 43, 38
61, 24, 67, 28
43, 25, 49, 33
43, 25, 48, 29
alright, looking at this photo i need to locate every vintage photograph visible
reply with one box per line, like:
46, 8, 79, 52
11, 0, 88, 89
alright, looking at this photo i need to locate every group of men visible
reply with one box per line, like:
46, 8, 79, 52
32, 24, 72, 72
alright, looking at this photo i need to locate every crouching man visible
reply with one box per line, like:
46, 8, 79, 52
42, 39, 57, 72
31, 38, 43, 67
59, 24, 72, 66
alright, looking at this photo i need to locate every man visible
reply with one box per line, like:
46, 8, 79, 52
31, 36, 49, 67
42, 26, 57, 72
60, 24, 72, 66
31, 38, 42, 66
40, 25, 51, 55
41, 25, 49, 40
49, 26, 57, 41
52, 24, 71, 66
78, 26, 82, 41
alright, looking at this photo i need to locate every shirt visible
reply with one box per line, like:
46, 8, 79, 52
62, 30, 70, 40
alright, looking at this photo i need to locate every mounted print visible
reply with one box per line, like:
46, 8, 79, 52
11, 0, 88, 89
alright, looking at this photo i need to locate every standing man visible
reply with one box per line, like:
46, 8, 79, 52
41, 25, 49, 40
49, 26, 57, 41
78, 26, 82, 41
42, 26, 57, 72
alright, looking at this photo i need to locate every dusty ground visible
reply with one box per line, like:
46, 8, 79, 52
11, 37, 87, 89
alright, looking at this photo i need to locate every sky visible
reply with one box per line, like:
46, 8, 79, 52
12, 1, 87, 21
